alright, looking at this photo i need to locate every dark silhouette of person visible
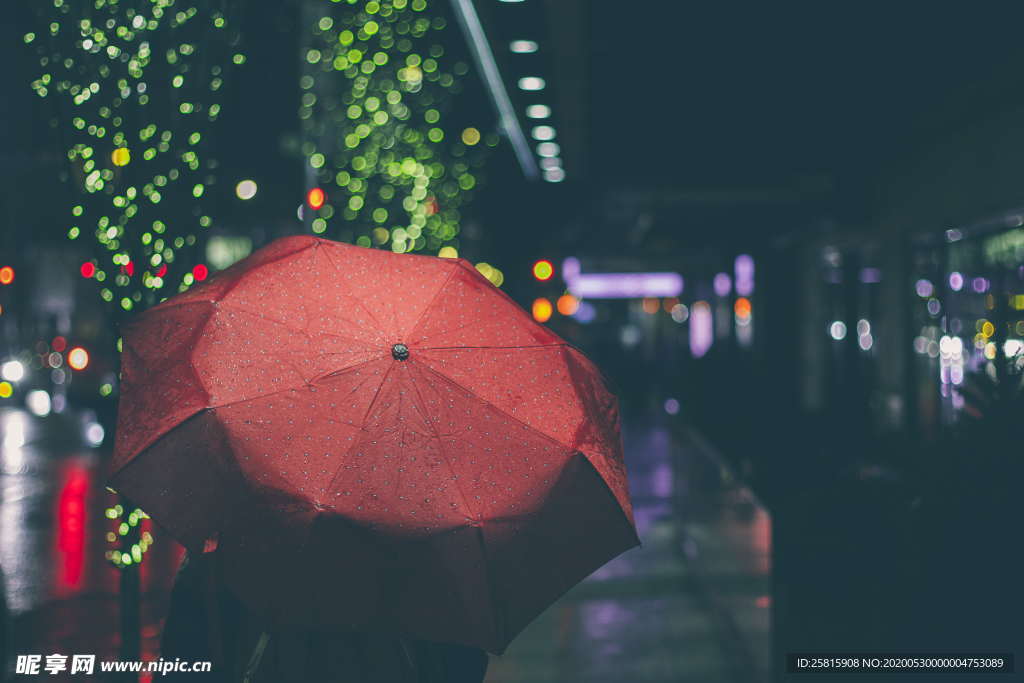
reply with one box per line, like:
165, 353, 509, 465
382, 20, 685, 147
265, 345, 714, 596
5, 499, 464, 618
160, 551, 488, 682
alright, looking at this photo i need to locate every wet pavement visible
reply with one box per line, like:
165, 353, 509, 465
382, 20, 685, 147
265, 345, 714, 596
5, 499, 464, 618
1, 408, 185, 682
1, 406, 770, 682
483, 419, 771, 683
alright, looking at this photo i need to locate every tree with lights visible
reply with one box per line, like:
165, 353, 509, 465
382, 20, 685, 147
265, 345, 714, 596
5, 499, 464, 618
27, 0, 242, 317
301, 0, 495, 258
26, 0, 242, 666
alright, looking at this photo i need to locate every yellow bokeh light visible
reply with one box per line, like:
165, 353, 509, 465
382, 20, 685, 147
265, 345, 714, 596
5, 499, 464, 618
438, 246, 458, 259
0, 381, 11, 398
111, 147, 131, 166
532, 298, 553, 323
488, 267, 504, 287
557, 294, 579, 316
461, 127, 481, 146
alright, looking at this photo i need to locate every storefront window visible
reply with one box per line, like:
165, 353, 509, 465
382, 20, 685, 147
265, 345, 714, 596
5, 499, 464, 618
910, 214, 1024, 432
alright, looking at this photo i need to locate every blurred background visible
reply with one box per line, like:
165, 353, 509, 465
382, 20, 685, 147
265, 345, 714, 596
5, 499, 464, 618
2, 1, 1022, 681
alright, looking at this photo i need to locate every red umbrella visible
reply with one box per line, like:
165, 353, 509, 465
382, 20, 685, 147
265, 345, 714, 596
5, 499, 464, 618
109, 235, 637, 652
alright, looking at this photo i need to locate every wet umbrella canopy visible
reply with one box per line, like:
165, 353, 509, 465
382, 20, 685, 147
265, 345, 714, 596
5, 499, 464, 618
109, 235, 638, 652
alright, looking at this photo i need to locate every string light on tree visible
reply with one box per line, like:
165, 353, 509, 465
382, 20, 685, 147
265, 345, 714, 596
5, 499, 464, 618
302, 0, 496, 255
26, 0, 243, 573
27, 0, 244, 316
235, 179, 258, 200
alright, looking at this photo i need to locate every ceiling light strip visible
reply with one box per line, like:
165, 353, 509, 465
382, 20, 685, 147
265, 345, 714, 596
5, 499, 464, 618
449, 0, 540, 180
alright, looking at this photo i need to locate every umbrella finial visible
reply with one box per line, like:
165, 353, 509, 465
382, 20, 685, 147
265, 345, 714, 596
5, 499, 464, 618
391, 343, 410, 361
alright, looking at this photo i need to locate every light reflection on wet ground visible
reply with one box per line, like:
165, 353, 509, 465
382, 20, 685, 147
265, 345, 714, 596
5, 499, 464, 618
1, 408, 183, 681
484, 419, 771, 683
1, 408, 770, 682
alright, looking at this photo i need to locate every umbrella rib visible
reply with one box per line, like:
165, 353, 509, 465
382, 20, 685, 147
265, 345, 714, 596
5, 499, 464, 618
214, 302, 316, 345
205, 304, 331, 388
413, 358, 577, 455
419, 343, 569, 351
310, 353, 385, 383
322, 360, 398, 496
214, 238, 320, 302
317, 243, 393, 338
405, 361, 479, 523
404, 262, 459, 343
407, 315, 480, 347
132, 298, 217, 319
215, 302, 378, 352
207, 356, 381, 412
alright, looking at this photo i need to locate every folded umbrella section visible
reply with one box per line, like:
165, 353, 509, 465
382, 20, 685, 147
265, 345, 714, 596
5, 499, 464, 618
110, 235, 638, 652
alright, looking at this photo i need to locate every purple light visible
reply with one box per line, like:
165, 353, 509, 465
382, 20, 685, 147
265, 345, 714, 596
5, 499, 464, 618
567, 272, 683, 299
663, 398, 680, 416
972, 277, 989, 293
858, 267, 882, 284
562, 257, 684, 299
713, 272, 732, 297
652, 461, 673, 497
915, 279, 934, 297
690, 301, 713, 358
572, 301, 596, 323
562, 256, 581, 280
949, 271, 964, 291
735, 254, 755, 295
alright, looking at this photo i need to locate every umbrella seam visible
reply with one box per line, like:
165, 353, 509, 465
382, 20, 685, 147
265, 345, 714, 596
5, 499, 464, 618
413, 351, 581, 456
117, 354, 388, 469
322, 359, 398, 497
212, 300, 380, 353
118, 298, 218, 326
209, 355, 384, 412
207, 304, 316, 390
403, 260, 460, 343
404, 360, 480, 525
214, 238, 320, 303
112, 302, 217, 470
316, 241, 394, 337
418, 343, 569, 351
454, 259, 557, 337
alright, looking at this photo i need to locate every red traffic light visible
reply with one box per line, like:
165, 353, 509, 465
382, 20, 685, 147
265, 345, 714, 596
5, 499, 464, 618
307, 187, 326, 210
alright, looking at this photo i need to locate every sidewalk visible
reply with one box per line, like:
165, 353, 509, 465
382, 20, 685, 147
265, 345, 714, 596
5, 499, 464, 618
484, 418, 771, 683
